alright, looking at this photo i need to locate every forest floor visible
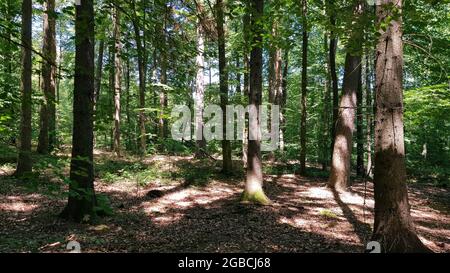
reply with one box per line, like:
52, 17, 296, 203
0, 149, 449, 253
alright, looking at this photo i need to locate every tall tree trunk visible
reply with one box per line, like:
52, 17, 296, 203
108, 40, 114, 150
267, 18, 281, 160
280, 49, 289, 152
328, 1, 365, 191
15, 0, 33, 177
131, 0, 147, 155
273, 44, 283, 153
328, 0, 339, 161
94, 39, 104, 111
235, 55, 241, 94
242, 12, 250, 167
371, 0, 430, 253
125, 44, 132, 152
37, 0, 56, 154
159, 4, 168, 141
243, 13, 250, 96
328, 54, 361, 191
216, 0, 232, 173
194, 15, 207, 158
56, 26, 62, 105
60, 0, 96, 222
321, 33, 331, 170
365, 53, 373, 176
356, 64, 364, 175
299, 0, 308, 175
112, 7, 121, 157
242, 0, 270, 205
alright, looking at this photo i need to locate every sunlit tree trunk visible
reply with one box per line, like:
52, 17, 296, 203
268, 17, 283, 159
112, 7, 121, 157
320, 33, 331, 170
159, 4, 169, 141
125, 44, 133, 152
108, 40, 114, 150
56, 25, 62, 105
328, 0, 339, 161
15, 0, 33, 177
242, 0, 270, 205
299, 0, 308, 175
356, 64, 364, 175
94, 39, 104, 113
131, 0, 147, 155
280, 49, 289, 152
60, 0, 96, 222
242, 12, 250, 167
194, 12, 206, 158
328, 54, 360, 191
273, 45, 283, 153
365, 53, 373, 176
243, 13, 250, 97
371, 0, 430, 253
328, 1, 364, 191
216, 0, 232, 173
37, 0, 56, 154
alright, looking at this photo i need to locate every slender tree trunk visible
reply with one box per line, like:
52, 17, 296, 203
15, 0, 33, 177
273, 44, 283, 153
280, 49, 289, 152
365, 53, 373, 176
356, 64, 364, 175
37, 0, 56, 154
194, 15, 207, 158
371, 0, 430, 253
242, 0, 270, 205
125, 45, 132, 152
235, 55, 241, 94
209, 60, 212, 86
159, 5, 168, 141
242, 12, 250, 167
108, 40, 114, 150
131, 0, 147, 155
112, 7, 121, 157
328, 1, 365, 191
216, 0, 232, 173
328, 54, 361, 191
60, 0, 96, 222
94, 39, 104, 110
299, 0, 308, 175
328, 0, 339, 160
267, 18, 281, 160
321, 34, 331, 170
56, 26, 62, 105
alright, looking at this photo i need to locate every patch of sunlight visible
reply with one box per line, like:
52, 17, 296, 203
338, 191, 374, 206
417, 235, 444, 252
410, 209, 443, 220
0, 163, 15, 175
278, 214, 359, 243
416, 224, 450, 237
306, 187, 334, 199
153, 213, 184, 224
0, 201, 39, 212
279, 216, 309, 228
141, 182, 239, 226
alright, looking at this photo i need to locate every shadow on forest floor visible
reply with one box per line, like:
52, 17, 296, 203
0, 152, 449, 253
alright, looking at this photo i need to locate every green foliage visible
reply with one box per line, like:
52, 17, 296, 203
404, 83, 450, 186
94, 193, 114, 216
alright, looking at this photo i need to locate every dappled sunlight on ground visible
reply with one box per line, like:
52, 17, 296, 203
0, 155, 448, 252
0, 196, 40, 213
